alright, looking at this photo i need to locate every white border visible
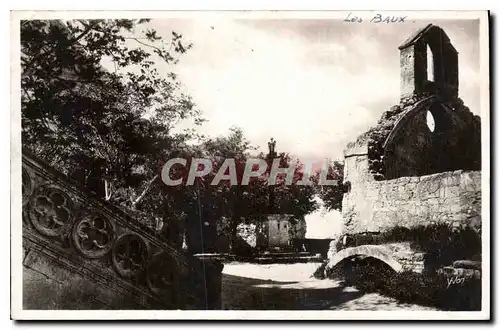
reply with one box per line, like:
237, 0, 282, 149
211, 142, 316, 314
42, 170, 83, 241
10, 9, 491, 321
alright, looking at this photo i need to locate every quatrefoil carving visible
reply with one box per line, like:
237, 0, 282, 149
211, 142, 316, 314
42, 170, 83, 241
146, 251, 180, 300
72, 214, 115, 258
22, 167, 33, 205
112, 233, 149, 278
28, 186, 73, 237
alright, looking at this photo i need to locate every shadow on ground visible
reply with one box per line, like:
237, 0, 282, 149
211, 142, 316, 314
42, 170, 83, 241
221, 273, 363, 310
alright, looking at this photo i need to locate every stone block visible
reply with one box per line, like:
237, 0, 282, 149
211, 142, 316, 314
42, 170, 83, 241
452, 268, 481, 279
446, 173, 461, 187
444, 186, 461, 199
409, 176, 420, 183
398, 177, 411, 185
327, 240, 338, 260
23, 250, 71, 284
453, 260, 481, 270
438, 187, 446, 198
440, 266, 455, 276
447, 203, 466, 214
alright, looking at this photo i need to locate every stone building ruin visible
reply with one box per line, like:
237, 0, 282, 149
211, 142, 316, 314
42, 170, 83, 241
255, 214, 307, 249
327, 24, 482, 275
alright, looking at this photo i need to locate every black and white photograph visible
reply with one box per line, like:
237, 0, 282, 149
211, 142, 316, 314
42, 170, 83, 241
10, 10, 490, 320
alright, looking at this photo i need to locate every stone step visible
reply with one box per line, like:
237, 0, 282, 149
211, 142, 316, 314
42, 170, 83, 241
259, 251, 312, 257
440, 266, 481, 279
452, 260, 481, 270
253, 255, 324, 264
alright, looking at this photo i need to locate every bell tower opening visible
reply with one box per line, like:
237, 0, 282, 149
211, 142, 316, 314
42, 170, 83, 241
426, 110, 436, 132
399, 24, 458, 99
427, 44, 434, 82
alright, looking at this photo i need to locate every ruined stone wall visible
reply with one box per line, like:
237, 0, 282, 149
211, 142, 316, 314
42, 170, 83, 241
382, 98, 481, 180
342, 170, 481, 234
348, 96, 480, 182
330, 25, 482, 277
255, 214, 306, 249
342, 96, 481, 236
268, 216, 291, 247
22, 151, 223, 310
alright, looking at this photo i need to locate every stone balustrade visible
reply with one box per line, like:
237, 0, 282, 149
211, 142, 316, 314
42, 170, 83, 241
22, 150, 223, 310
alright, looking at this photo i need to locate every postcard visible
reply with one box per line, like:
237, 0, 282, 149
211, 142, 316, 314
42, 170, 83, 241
11, 10, 490, 320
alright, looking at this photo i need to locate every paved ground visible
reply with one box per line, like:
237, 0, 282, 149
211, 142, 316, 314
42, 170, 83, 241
221, 262, 438, 310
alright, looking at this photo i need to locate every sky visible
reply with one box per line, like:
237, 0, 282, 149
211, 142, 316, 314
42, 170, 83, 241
126, 16, 481, 238
142, 17, 480, 162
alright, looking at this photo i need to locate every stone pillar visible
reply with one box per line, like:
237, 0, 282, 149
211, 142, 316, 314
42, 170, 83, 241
327, 239, 338, 260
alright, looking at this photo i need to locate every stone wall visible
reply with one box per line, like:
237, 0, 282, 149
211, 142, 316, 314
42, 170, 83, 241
342, 94, 480, 237
267, 216, 291, 247
346, 25, 480, 185
256, 214, 306, 249
346, 95, 481, 183
342, 170, 481, 234
22, 151, 223, 310
329, 25, 482, 276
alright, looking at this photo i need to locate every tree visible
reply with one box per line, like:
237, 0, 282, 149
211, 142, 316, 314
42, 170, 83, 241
192, 130, 319, 252
198, 127, 255, 252
21, 19, 205, 231
316, 160, 345, 211
21, 20, 325, 252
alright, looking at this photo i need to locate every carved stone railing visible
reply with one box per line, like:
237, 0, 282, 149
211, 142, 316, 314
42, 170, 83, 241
22, 150, 223, 310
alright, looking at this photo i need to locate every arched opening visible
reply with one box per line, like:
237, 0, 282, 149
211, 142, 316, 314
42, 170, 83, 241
427, 44, 434, 82
426, 110, 436, 132
329, 256, 398, 289
328, 245, 404, 273
381, 99, 465, 179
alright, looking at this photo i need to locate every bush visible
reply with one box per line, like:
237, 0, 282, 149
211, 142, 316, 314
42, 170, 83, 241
329, 224, 482, 310
313, 261, 327, 279
453, 260, 481, 270
337, 258, 481, 311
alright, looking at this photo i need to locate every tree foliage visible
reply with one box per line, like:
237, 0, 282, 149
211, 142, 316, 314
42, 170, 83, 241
21, 19, 337, 252
316, 160, 345, 211
21, 19, 202, 209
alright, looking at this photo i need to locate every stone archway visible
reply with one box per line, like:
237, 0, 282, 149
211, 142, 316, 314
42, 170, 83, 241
380, 96, 480, 180
327, 245, 404, 273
